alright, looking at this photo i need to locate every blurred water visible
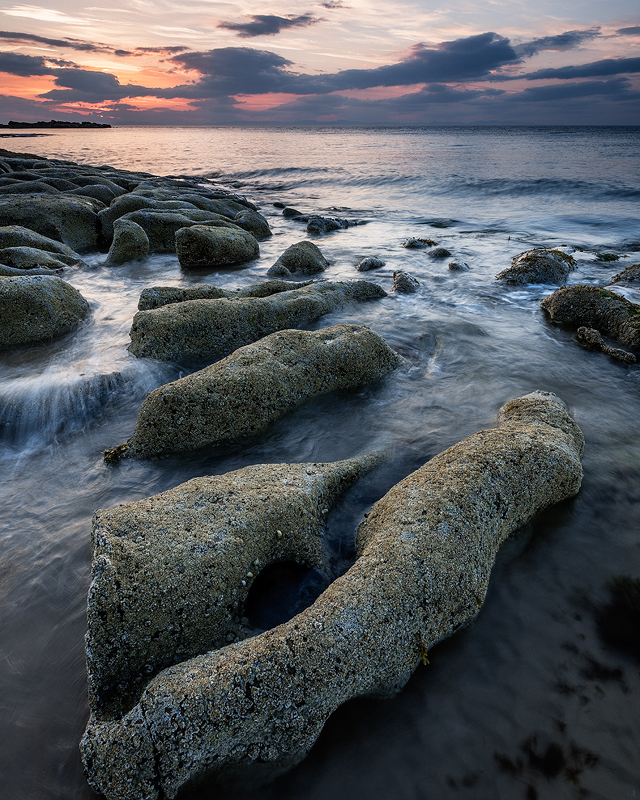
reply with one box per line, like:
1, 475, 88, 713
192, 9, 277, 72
1, 126, 639, 800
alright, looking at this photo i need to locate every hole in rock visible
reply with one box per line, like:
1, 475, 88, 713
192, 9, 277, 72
244, 561, 326, 630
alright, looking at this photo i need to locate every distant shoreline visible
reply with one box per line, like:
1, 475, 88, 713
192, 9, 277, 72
0, 121, 111, 129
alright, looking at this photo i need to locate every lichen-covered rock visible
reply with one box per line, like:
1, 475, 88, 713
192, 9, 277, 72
137, 279, 314, 311
267, 241, 329, 277
393, 270, 420, 293
356, 256, 385, 272
233, 210, 272, 239
98, 195, 156, 241
576, 327, 636, 363
128, 281, 386, 363
402, 237, 437, 249
0, 275, 90, 347
497, 248, 575, 285
0, 225, 82, 261
83, 392, 583, 800
610, 263, 640, 284
84, 453, 381, 720
175, 224, 259, 267
105, 219, 149, 265
541, 285, 640, 350
124, 210, 241, 253
107, 324, 400, 460
0, 194, 99, 251
0, 246, 72, 271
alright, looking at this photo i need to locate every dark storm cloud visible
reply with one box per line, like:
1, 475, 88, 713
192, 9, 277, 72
617, 26, 640, 36
513, 28, 601, 57
38, 69, 155, 102
519, 56, 640, 80
218, 14, 321, 38
0, 52, 69, 76
514, 77, 639, 101
0, 30, 189, 57
163, 33, 520, 99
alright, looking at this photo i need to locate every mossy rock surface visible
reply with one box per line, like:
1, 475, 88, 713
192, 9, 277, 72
497, 248, 575, 285
175, 224, 259, 267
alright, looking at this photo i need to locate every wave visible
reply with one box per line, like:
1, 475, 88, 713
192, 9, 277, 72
440, 176, 640, 200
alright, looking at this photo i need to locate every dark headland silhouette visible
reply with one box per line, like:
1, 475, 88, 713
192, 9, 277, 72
0, 120, 111, 129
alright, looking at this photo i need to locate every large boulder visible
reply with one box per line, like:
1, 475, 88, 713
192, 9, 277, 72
137, 279, 313, 311
610, 263, 640, 284
0, 194, 99, 251
128, 280, 386, 363
83, 392, 584, 800
105, 324, 400, 460
105, 219, 149, 265
0, 246, 72, 271
233, 210, 272, 239
125, 211, 240, 253
175, 224, 259, 267
541, 285, 640, 350
0, 275, 90, 347
267, 241, 329, 277
98, 195, 156, 241
83, 454, 381, 719
497, 248, 575, 285
0, 225, 82, 261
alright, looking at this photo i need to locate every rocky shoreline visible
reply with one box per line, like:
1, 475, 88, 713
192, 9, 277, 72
1, 146, 636, 799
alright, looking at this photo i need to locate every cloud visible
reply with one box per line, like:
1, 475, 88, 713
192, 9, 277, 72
218, 14, 321, 38
513, 28, 601, 57
514, 77, 639, 102
38, 68, 155, 102
0, 29, 189, 56
617, 26, 640, 36
0, 51, 66, 76
519, 56, 640, 81
319, 1, 347, 7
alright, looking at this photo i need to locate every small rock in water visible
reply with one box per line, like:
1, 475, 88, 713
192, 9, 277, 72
576, 327, 636, 363
448, 260, 469, 272
282, 206, 303, 218
356, 256, 385, 272
402, 237, 437, 249
496, 248, 575, 285
306, 216, 350, 235
393, 270, 420, 293
595, 252, 620, 262
267, 240, 329, 276
106, 218, 149, 265
610, 263, 640, 284
430, 247, 452, 258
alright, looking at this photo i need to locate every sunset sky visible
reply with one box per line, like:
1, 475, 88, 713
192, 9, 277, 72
1, 0, 639, 125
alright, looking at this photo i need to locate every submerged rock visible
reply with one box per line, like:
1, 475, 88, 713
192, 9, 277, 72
0, 194, 99, 251
105, 219, 149, 265
267, 241, 329, 277
129, 280, 386, 363
137, 279, 314, 311
0, 275, 90, 347
356, 256, 385, 272
448, 260, 470, 272
83, 392, 583, 800
393, 270, 420, 293
175, 224, 259, 267
83, 453, 381, 720
610, 263, 640, 284
576, 327, 636, 363
107, 324, 400, 460
496, 248, 575, 285
541, 285, 640, 350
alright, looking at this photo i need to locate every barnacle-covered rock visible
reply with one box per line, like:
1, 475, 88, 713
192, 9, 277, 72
497, 248, 575, 285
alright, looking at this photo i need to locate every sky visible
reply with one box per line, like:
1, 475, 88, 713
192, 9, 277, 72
0, 0, 639, 125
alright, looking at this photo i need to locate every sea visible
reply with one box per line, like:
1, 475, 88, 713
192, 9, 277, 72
1, 126, 639, 800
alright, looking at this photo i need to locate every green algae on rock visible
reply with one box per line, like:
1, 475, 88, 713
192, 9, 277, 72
128, 280, 386, 363
105, 219, 149, 265
0, 274, 90, 347
0, 194, 99, 252
175, 223, 260, 267
497, 248, 576, 285
136, 279, 314, 311
107, 324, 400, 460
83, 392, 584, 800
541, 285, 640, 350
610, 263, 640, 285
267, 240, 329, 277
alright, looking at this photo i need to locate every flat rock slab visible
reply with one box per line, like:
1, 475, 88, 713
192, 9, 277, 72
0, 274, 90, 347
128, 280, 386, 363
82, 392, 584, 800
497, 248, 575, 285
137, 280, 314, 311
541, 285, 640, 350
85, 454, 382, 719
107, 324, 400, 460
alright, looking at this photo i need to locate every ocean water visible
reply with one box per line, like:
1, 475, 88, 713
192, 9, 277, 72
1, 126, 639, 800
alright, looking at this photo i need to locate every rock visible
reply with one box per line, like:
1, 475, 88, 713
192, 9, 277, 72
137, 279, 314, 311
83, 392, 583, 800
402, 237, 437, 249
267, 241, 329, 277
610, 263, 640, 284
0, 181, 60, 195
175, 225, 259, 268
105, 219, 149, 265
541, 285, 640, 350
177, 194, 251, 218
0, 195, 99, 251
125, 211, 241, 254
65, 184, 117, 205
393, 270, 420, 293
233, 210, 272, 239
98, 195, 157, 242
496, 248, 575, 285
0, 246, 72, 271
106, 324, 400, 460
128, 281, 386, 363
0, 263, 60, 277
356, 256, 385, 272
576, 327, 636, 363
594, 252, 620, 262
67, 174, 128, 197
306, 216, 349, 235
430, 247, 452, 258
0, 275, 90, 347
0, 225, 82, 262
448, 260, 469, 272
282, 206, 303, 218
273, 201, 286, 209
83, 453, 381, 720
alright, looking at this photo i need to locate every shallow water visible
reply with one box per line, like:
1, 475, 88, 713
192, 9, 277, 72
1, 126, 639, 800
